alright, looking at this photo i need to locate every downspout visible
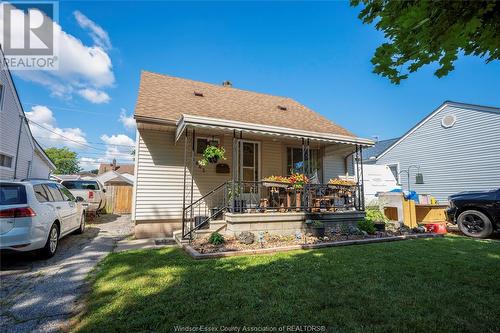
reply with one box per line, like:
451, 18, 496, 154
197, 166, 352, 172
13, 115, 24, 180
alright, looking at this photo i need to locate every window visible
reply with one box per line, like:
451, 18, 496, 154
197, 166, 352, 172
0, 153, 13, 168
286, 147, 320, 176
58, 185, 75, 201
61, 180, 99, 190
33, 184, 51, 202
387, 164, 399, 184
0, 184, 27, 205
46, 183, 64, 201
196, 137, 220, 154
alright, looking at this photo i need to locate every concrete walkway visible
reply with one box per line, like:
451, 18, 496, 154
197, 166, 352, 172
0, 214, 133, 333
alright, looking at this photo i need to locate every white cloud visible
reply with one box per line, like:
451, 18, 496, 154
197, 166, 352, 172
119, 108, 136, 131
100, 134, 135, 147
78, 157, 100, 170
25, 105, 89, 149
99, 134, 135, 164
73, 11, 112, 50
0, 5, 114, 102
78, 88, 110, 104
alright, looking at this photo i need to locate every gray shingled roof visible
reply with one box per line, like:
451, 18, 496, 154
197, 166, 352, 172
363, 138, 399, 161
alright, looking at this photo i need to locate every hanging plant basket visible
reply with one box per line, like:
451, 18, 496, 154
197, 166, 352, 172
199, 145, 226, 167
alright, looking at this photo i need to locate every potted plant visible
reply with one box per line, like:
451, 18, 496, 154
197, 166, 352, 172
307, 220, 325, 238
365, 208, 388, 232
289, 173, 308, 211
198, 145, 226, 167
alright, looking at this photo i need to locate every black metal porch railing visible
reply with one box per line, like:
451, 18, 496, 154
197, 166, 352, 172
182, 182, 227, 240
181, 180, 362, 240
227, 181, 360, 214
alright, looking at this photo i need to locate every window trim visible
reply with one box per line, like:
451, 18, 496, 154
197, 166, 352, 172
387, 163, 400, 185
0, 152, 14, 170
195, 136, 220, 155
286, 146, 321, 176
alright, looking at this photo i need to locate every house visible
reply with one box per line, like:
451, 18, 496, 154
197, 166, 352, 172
371, 101, 500, 203
132, 71, 374, 239
98, 159, 135, 175
0, 48, 55, 180
96, 170, 134, 186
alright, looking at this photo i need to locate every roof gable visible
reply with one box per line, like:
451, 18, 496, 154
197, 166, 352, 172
134, 71, 355, 137
376, 101, 500, 160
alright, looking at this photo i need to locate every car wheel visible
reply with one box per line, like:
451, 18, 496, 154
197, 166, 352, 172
40, 223, 59, 258
75, 213, 86, 234
457, 210, 493, 238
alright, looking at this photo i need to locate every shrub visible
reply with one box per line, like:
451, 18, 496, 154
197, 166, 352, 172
365, 208, 388, 223
208, 232, 225, 245
358, 219, 376, 234
310, 220, 324, 228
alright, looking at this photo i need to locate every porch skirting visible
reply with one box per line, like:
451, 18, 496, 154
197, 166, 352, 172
225, 212, 307, 237
224, 211, 365, 237
134, 219, 182, 239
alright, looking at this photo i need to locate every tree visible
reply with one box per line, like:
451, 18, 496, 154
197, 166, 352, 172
351, 1, 500, 84
45, 147, 81, 174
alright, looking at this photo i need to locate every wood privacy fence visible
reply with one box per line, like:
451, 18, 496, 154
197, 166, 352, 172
104, 185, 133, 214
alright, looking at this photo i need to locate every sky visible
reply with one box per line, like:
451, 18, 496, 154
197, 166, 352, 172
8, 1, 500, 170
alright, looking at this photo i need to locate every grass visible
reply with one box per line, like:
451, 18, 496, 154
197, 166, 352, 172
74, 236, 500, 332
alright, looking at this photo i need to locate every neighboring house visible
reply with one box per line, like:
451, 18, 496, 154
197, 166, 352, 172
372, 101, 500, 203
132, 71, 373, 238
97, 170, 134, 214
96, 170, 134, 186
0, 48, 55, 180
363, 138, 399, 164
98, 160, 135, 175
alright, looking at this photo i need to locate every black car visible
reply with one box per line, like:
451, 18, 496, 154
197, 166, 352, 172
447, 188, 500, 238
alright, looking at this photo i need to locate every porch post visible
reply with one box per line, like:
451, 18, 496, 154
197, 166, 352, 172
181, 129, 188, 237
360, 145, 365, 210
231, 130, 236, 212
190, 128, 195, 236
301, 138, 305, 174
355, 144, 361, 210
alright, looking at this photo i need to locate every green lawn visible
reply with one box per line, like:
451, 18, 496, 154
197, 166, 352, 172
75, 236, 500, 332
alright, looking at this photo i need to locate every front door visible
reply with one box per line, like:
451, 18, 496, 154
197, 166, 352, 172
238, 140, 260, 202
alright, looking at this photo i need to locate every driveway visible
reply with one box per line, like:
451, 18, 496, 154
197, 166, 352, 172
0, 214, 133, 333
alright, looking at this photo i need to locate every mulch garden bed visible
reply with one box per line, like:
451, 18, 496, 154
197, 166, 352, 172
185, 230, 444, 259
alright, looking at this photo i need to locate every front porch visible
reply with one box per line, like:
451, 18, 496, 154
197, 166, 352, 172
177, 114, 373, 240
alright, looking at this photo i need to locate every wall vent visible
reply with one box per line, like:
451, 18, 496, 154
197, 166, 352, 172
441, 114, 456, 128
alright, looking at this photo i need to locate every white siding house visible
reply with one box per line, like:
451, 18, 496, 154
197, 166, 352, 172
0, 48, 55, 180
132, 71, 373, 238
374, 101, 500, 203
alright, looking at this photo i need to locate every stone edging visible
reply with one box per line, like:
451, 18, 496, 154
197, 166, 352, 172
183, 233, 445, 260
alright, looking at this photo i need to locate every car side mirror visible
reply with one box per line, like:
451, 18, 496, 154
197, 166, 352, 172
102, 189, 106, 193
76, 196, 85, 202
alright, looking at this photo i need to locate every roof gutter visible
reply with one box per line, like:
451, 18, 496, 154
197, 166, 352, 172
175, 114, 375, 146
134, 115, 178, 126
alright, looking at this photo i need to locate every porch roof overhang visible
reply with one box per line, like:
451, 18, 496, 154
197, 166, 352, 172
175, 114, 374, 147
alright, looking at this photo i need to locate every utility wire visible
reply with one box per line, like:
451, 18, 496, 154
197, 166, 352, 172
22, 102, 112, 116
27, 119, 107, 151
34, 135, 135, 147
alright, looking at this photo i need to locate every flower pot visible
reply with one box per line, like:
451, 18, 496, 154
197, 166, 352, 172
374, 222, 386, 232
208, 157, 219, 164
295, 192, 301, 211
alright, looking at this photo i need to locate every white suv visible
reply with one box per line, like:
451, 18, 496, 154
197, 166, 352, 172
0, 180, 86, 258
